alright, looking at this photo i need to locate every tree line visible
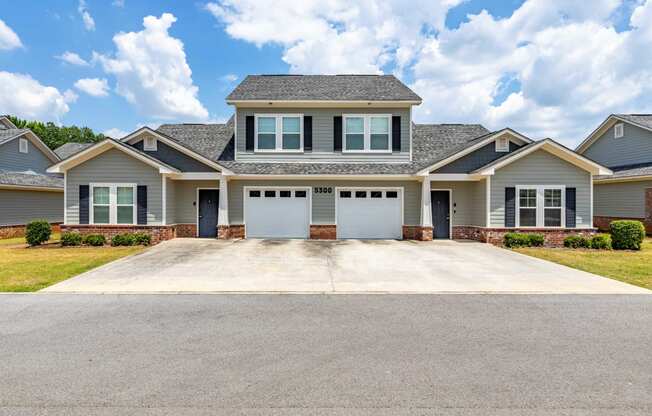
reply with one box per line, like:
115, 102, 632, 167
7, 115, 106, 150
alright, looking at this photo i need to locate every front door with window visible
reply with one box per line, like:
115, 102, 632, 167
431, 190, 450, 239
198, 189, 219, 238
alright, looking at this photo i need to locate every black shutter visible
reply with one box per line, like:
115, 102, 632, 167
245, 116, 255, 151
137, 186, 147, 225
505, 187, 516, 227
392, 116, 401, 152
79, 185, 89, 224
304, 116, 312, 151
334, 116, 342, 151
566, 187, 576, 228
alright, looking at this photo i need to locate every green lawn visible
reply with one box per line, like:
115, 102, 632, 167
515, 239, 652, 290
0, 239, 144, 292
0, 233, 61, 246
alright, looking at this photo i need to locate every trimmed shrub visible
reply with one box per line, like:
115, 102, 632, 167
25, 220, 51, 246
111, 233, 136, 246
132, 232, 151, 246
61, 232, 82, 246
83, 234, 106, 247
590, 234, 612, 250
564, 235, 590, 249
610, 220, 645, 250
504, 232, 544, 248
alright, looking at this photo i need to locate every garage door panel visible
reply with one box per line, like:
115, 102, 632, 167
337, 189, 402, 239
245, 189, 310, 239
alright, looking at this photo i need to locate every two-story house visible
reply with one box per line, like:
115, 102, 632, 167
47, 75, 611, 245
576, 114, 652, 233
0, 115, 64, 238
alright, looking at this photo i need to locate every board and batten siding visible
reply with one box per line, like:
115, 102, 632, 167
594, 180, 652, 218
489, 150, 592, 228
171, 180, 219, 224
132, 135, 217, 172
432, 141, 521, 174
0, 189, 63, 226
228, 180, 421, 225
65, 149, 163, 224
430, 181, 486, 226
235, 107, 411, 161
0, 136, 54, 173
583, 122, 652, 168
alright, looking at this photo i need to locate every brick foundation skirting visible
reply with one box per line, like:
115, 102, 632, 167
217, 224, 245, 239
451, 226, 597, 247
172, 224, 196, 238
310, 225, 337, 240
61, 224, 175, 245
0, 223, 61, 240
452, 226, 485, 241
402, 225, 433, 241
594, 216, 652, 234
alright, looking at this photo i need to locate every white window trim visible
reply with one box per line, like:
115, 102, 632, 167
515, 185, 565, 228
19, 138, 28, 153
143, 136, 157, 151
614, 123, 624, 139
342, 114, 392, 153
254, 114, 304, 153
89, 183, 137, 225
495, 137, 509, 152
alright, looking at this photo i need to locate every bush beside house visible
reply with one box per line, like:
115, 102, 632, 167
504, 233, 544, 248
610, 220, 645, 250
25, 221, 52, 246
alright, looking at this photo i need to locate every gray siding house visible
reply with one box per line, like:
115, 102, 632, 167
576, 114, 652, 232
47, 75, 611, 245
0, 116, 64, 238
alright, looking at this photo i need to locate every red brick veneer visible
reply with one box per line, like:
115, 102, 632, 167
60, 224, 175, 245
217, 224, 245, 239
173, 224, 196, 238
0, 223, 61, 239
452, 225, 597, 247
310, 225, 336, 240
402, 225, 433, 241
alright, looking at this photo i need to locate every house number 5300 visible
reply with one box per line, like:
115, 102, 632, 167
314, 187, 332, 194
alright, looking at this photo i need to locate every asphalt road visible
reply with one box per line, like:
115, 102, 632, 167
1, 294, 651, 416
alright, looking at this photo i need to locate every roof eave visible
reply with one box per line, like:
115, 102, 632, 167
227, 99, 422, 107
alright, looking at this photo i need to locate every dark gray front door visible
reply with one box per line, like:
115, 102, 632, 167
198, 189, 219, 238
431, 190, 450, 239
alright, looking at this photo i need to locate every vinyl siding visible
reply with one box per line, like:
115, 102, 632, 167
228, 180, 421, 225
171, 180, 219, 224
65, 149, 163, 224
235, 107, 411, 161
583, 122, 652, 168
0, 189, 63, 225
430, 181, 486, 226
0, 136, 54, 173
132, 134, 217, 172
594, 180, 652, 218
490, 150, 592, 228
432, 141, 521, 173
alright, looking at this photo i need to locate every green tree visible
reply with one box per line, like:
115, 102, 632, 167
6, 115, 106, 150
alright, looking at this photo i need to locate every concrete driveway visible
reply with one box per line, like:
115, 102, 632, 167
43, 238, 649, 294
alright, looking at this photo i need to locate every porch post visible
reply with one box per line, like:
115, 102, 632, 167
420, 176, 432, 227
218, 176, 229, 226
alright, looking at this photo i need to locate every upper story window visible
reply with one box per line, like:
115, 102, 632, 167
19, 138, 28, 154
143, 136, 157, 151
495, 137, 509, 152
614, 123, 624, 138
516, 185, 565, 228
255, 114, 303, 152
343, 114, 391, 152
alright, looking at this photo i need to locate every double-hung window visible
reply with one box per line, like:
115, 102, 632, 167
90, 184, 136, 225
343, 114, 392, 152
255, 114, 303, 152
516, 185, 565, 228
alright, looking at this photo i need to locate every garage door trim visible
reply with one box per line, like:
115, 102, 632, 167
335, 186, 404, 239
243, 186, 312, 239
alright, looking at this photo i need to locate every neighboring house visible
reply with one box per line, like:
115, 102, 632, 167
47, 75, 611, 245
0, 116, 64, 238
576, 114, 652, 232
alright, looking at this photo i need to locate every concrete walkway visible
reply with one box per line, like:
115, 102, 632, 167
43, 238, 650, 294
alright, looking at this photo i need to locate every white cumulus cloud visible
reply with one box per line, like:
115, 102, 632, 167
94, 13, 209, 121
103, 127, 128, 138
55, 51, 90, 66
78, 0, 96, 31
74, 78, 110, 97
0, 18, 22, 50
0, 72, 72, 121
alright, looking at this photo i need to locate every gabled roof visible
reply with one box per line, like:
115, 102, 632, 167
54, 142, 95, 159
0, 128, 60, 163
576, 114, 652, 153
47, 138, 180, 174
0, 170, 63, 190
0, 116, 18, 129
226, 75, 422, 103
593, 162, 652, 182
473, 138, 612, 176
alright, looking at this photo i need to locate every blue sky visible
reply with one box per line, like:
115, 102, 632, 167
1, 0, 651, 146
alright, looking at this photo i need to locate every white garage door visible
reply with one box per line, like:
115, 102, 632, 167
337, 189, 402, 239
244, 188, 310, 239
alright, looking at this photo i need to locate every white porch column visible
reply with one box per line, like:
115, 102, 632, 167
420, 176, 432, 227
218, 176, 229, 226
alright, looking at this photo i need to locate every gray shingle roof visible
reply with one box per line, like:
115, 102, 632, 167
157, 117, 234, 163
54, 142, 94, 160
0, 171, 63, 189
596, 162, 652, 180
616, 114, 652, 130
0, 129, 29, 146
227, 75, 422, 102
